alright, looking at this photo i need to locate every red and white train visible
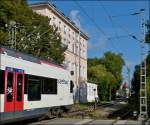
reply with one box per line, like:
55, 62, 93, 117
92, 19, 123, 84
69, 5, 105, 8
0, 46, 74, 124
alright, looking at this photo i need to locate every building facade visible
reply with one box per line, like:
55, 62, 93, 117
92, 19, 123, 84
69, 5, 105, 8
30, 2, 89, 101
80, 82, 98, 103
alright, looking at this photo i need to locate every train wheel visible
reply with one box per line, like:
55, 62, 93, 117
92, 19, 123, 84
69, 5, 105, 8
56, 109, 63, 118
47, 110, 56, 119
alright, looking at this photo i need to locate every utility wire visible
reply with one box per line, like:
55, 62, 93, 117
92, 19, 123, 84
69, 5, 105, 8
98, 2, 132, 70
98, 1, 141, 68
97, 4, 143, 41
74, 1, 137, 74
98, 1, 121, 52
74, 1, 120, 52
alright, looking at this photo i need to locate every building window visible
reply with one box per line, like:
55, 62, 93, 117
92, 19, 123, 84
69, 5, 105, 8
58, 21, 61, 31
28, 75, 41, 101
24, 74, 28, 94
64, 25, 66, 34
53, 22, 57, 27
0, 70, 4, 94
72, 44, 74, 53
70, 81, 74, 93
58, 26, 61, 30
42, 78, 57, 94
53, 16, 56, 20
63, 38, 66, 44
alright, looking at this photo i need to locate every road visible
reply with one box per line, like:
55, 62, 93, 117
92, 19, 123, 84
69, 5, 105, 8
27, 118, 149, 125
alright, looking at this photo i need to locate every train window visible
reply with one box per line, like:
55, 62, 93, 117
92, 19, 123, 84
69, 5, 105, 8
7, 72, 14, 102
70, 81, 74, 93
17, 74, 23, 101
28, 75, 41, 101
24, 74, 28, 94
42, 78, 57, 94
0, 70, 4, 94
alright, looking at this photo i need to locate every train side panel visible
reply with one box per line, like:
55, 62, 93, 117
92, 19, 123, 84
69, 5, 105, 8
0, 50, 73, 124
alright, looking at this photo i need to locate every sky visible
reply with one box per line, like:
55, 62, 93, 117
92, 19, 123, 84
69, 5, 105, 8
28, 0, 149, 83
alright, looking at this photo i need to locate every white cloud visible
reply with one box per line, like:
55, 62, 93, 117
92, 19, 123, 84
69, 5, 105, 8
88, 36, 107, 50
69, 9, 87, 33
69, 10, 80, 27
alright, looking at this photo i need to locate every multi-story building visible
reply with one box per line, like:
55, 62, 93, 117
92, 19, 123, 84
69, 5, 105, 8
30, 2, 89, 101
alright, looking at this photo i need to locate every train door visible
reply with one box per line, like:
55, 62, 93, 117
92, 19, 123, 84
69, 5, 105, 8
15, 72, 24, 111
4, 67, 24, 112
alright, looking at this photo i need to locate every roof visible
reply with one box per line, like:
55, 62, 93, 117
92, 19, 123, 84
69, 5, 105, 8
30, 2, 89, 40
123, 82, 129, 88
0, 45, 65, 69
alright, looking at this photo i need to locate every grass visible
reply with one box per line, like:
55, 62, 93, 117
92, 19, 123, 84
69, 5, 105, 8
71, 101, 111, 111
72, 102, 95, 110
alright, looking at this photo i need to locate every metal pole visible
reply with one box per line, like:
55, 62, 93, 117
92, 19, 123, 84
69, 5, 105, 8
9, 21, 17, 50
75, 32, 78, 103
126, 66, 131, 97
149, 0, 150, 21
78, 22, 81, 103
148, 0, 150, 54
139, 9, 148, 119
14, 24, 16, 50
11, 26, 14, 48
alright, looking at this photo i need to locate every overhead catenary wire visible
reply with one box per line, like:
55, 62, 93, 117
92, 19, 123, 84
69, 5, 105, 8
97, 1, 142, 68
74, 1, 121, 53
109, 9, 147, 42
98, 1, 122, 53
99, 2, 133, 83
74, 1, 139, 86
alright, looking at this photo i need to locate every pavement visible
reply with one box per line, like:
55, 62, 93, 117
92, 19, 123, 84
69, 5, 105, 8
28, 118, 150, 125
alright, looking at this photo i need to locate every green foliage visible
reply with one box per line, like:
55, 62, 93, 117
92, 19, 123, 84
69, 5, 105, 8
88, 52, 124, 101
0, 0, 66, 64
131, 65, 140, 95
102, 52, 125, 84
88, 58, 101, 67
145, 32, 150, 43
145, 21, 150, 43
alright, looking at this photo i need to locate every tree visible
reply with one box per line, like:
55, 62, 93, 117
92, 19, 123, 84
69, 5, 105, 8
0, 0, 67, 64
88, 58, 101, 67
88, 64, 114, 101
131, 65, 140, 95
87, 52, 124, 101
101, 52, 125, 86
145, 21, 150, 43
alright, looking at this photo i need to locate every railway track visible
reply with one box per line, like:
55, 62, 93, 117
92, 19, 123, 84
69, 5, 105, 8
120, 110, 132, 119
62, 102, 115, 118
108, 104, 133, 120
7, 102, 125, 125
